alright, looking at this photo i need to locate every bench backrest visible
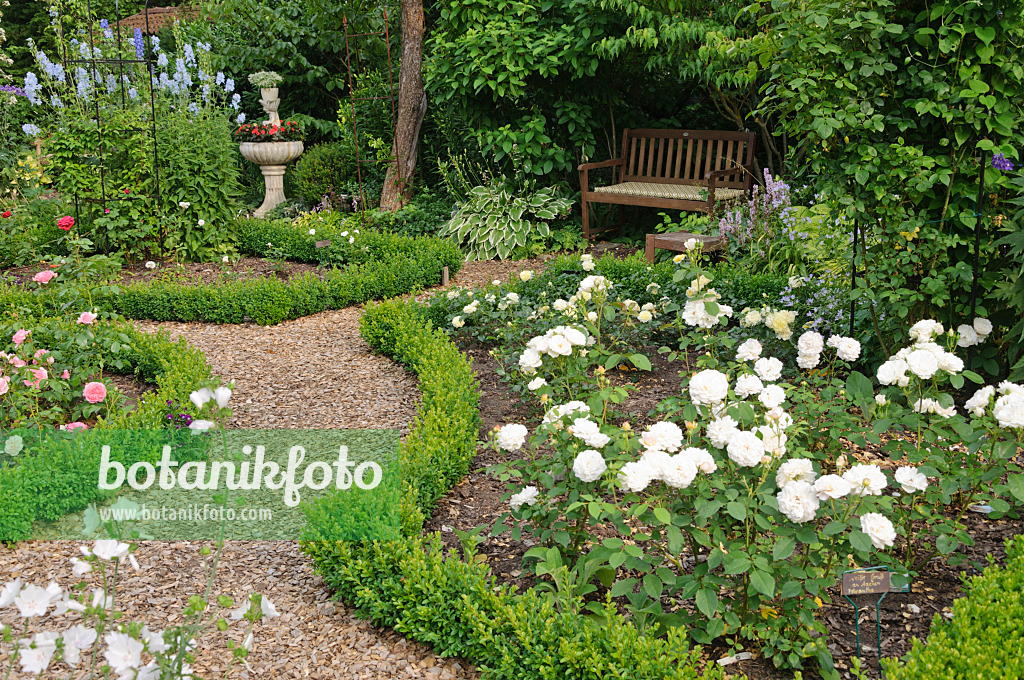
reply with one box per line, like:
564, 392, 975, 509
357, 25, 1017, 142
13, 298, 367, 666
620, 129, 756, 189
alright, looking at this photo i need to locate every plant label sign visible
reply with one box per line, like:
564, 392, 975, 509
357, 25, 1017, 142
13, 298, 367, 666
841, 569, 891, 596
315, 240, 332, 249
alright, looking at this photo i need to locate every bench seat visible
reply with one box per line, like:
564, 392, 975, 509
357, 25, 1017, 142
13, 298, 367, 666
593, 182, 747, 203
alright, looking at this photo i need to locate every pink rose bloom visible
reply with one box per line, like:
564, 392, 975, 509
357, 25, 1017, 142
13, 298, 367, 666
33, 270, 57, 284
62, 369, 70, 379
62, 422, 88, 433
77, 311, 98, 325
83, 381, 107, 403
24, 367, 48, 388
0, 376, 9, 395
12, 329, 29, 346
34, 349, 48, 359
11, 357, 27, 368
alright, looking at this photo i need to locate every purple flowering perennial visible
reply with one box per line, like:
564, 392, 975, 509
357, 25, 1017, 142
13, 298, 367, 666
0, 85, 26, 97
992, 153, 1015, 172
134, 28, 145, 60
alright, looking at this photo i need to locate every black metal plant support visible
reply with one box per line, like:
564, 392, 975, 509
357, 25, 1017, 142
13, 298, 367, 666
967, 151, 987, 367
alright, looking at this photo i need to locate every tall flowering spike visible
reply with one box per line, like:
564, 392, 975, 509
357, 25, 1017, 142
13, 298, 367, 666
134, 28, 145, 60
992, 153, 1015, 172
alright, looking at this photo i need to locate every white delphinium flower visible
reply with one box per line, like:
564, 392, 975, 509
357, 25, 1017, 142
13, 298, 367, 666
894, 466, 928, 493
877, 358, 910, 386
905, 349, 939, 379
734, 374, 764, 399
62, 624, 97, 666
527, 377, 547, 391
689, 369, 729, 405
754, 357, 784, 382
619, 460, 656, 492
679, 447, 717, 474
777, 481, 819, 523
19, 632, 58, 675
843, 464, 887, 496
828, 336, 861, 361
965, 385, 995, 417
813, 474, 852, 501
735, 338, 762, 362
706, 416, 739, 448
572, 449, 607, 482
510, 485, 540, 510
993, 392, 1024, 429
776, 459, 816, 488
104, 631, 145, 675
727, 430, 765, 467
758, 384, 787, 409
496, 423, 528, 451
640, 421, 683, 453
909, 319, 944, 343
570, 418, 611, 448
973, 317, 993, 337
860, 513, 897, 549
957, 324, 981, 348
798, 331, 824, 355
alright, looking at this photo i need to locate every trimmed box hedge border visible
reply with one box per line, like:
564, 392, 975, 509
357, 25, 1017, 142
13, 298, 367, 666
301, 299, 723, 680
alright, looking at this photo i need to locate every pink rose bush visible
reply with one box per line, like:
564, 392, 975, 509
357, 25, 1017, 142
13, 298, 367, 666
83, 382, 107, 404
32, 270, 57, 285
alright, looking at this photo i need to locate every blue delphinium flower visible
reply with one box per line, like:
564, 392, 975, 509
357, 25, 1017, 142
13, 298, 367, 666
224, 78, 235, 93
22, 123, 42, 137
215, 71, 225, 86
75, 67, 91, 101
101, 19, 113, 40
236, 112, 246, 125
134, 28, 145, 60
231, 93, 241, 109
183, 43, 196, 65
51, 95, 64, 108
23, 72, 42, 105
992, 153, 1015, 172
157, 52, 168, 68
128, 88, 139, 101
188, 102, 199, 115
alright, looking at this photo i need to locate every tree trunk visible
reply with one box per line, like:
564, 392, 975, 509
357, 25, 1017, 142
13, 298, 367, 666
379, 0, 427, 212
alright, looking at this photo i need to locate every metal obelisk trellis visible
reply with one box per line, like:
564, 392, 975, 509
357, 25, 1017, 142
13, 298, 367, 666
342, 8, 396, 213
56, 0, 161, 225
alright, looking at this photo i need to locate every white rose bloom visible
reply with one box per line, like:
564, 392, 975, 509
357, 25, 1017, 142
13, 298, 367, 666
572, 449, 607, 482
894, 466, 928, 493
843, 464, 887, 496
776, 459, 816, 488
463, 302, 479, 314
562, 327, 587, 346
542, 401, 591, 425
683, 237, 699, 251
554, 299, 571, 312
875, 394, 887, 406
581, 255, 596, 271
877, 359, 910, 386
679, 447, 717, 474
906, 349, 939, 379
640, 421, 684, 453
973, 317, 993, 336
496, 423, 529, 451
528, 335, 551, 354
451, 316, 465, 328
913, 397, 956, 419
758, 384, 787, 409
727, 430, 765, 467
757, 425, 787, 458
754, 357, 784, 382
937, 352, 964, 374
587, 311, 599, 323
519, 270, 534, 281
734, 374, 764, 399
662, 454, 698, 489
797, 352, 820, 369
518, 348, 543, 371
993, 393, 1024, 429
510, 486, 539, 510
777, 481, 819, 523
957, 324, 980, 348
506, 292, 520, 303
446, 290, 460, 300
619, 460, 655, 492
527, 377, 548, 391
813, 474, 852, 500
646, 282, 661, 294
570, 418, 611, 448
829, 336, 861, 361
706, 416, 740, 448
638, 310, 653, 323
860, 513, 897, 549
999, 381, 1024, 396
741, 308, 762, 327
485, 293, 496, 303
640, 449, 672, 481
689, 369, 730, 405
797, 331, 825, 355
735, 338, 762, 362
909, 319, 944, 343
642, 302, 656, 312
965, 385, 995, 417
578, 275, 609, 293
764, 407, 793, 430
547, 334, 573, 357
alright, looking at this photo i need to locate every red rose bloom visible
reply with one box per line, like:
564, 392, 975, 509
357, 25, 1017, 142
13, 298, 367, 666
1, 211, 11, 218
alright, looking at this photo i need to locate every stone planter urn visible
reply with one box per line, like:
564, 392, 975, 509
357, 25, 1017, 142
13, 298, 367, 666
260, 87, 281, 125
239, 141, 304, 217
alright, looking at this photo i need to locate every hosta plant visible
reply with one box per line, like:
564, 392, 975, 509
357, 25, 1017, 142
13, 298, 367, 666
439, 180, 572, 260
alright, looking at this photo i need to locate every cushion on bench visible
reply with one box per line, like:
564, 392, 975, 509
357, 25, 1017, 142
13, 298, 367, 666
592, 181, 746, 203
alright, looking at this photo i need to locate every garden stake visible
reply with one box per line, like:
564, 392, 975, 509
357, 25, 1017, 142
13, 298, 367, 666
842, 566, 891, 674
967, 151, 987, 368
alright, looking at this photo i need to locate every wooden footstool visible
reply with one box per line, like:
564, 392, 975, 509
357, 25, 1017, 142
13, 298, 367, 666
645, 232, 725, 263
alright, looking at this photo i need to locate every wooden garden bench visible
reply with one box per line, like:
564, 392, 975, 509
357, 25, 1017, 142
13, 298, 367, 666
578, 128, 757, 242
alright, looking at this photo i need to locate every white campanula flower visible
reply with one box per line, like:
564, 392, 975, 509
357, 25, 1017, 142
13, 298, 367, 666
619, 460, 656, 492
189, 419, 216, 434
843, 464, 887, 496
965, 385, 995, 417
797, 331, 824, 355
213, 386, 232, 408
734, 374, 764, 399
510, 485, 539, 510
758, 384, 787, 409
662, 454, 698, 488
572, 449, 607, 482
190, 387, 214, 409
860, 513, 897, 549
689, 369, 729, 405
640, 421, 684, 453
905, 349, 939, 379
727, 430, 764, 467
894, 466, 928, 493
706, 416, 739, 448
754, 357, 783, 382
496, 423, 528, 452
957, 324, 980, 348
994, 392, 1024, 429
776, 459, 816, 488
777, 481, 819, 523
570, 418, 610, 448
813, 474, 851, 501
679, 447, 717, 474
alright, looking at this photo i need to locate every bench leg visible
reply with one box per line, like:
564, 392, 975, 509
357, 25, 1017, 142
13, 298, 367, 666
645, 233, 656, 263
582, 197, 591, 241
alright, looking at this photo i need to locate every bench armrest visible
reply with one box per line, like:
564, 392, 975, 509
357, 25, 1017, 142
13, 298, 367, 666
704, 164, 753, 181
579, 158, 624, 171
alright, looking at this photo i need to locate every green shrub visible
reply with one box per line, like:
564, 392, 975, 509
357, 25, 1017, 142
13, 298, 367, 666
293, 141, 356, 203
882, 534, 1024, 679
302, 300, 722, 680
